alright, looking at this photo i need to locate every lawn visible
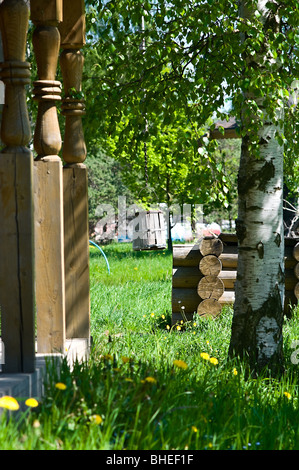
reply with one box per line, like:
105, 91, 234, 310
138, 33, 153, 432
1, 242, 299, 450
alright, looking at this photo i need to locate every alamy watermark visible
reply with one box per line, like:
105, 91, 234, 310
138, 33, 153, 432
0, 81, 4, 105
93, 196, 205, 242
290, 341, 299, 365
0, 339, 4, 365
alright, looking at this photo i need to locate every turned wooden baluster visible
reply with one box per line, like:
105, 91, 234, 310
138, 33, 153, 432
59, 0, 90, 345
31, 0, 62, 159
0, 0, 35, 372
59, 0, 86, 164
30, 0, 66, 354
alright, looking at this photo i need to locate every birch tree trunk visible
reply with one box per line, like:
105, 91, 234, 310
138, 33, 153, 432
228, 0, 285, 374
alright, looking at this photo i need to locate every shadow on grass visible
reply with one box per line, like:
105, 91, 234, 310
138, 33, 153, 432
89, 242, 172, 261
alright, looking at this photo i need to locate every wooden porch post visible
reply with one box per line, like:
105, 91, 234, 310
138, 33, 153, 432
30, 0, 66, 354
0, 0, 35, 373
59, 0, 90, 341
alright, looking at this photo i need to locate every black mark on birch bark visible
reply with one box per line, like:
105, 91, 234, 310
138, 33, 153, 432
256, 241, 264, 259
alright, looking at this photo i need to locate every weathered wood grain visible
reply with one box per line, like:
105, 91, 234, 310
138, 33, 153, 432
34, 158, 66, 353
63, 165, 90, 339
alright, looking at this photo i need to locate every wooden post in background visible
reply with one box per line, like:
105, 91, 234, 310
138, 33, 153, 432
30, 0, 66, 354
0, 0, 35, 372
59, 0, 90, 341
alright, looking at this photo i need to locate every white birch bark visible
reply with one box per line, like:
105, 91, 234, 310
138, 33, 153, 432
228, 0, 285, 373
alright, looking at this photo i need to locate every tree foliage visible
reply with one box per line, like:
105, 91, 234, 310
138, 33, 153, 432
82, 0, 298, 212
86, 145, 135, 231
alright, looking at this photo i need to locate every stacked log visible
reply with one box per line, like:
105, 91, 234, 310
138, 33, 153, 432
172, 234, 299, 325
197, 237, 224, 318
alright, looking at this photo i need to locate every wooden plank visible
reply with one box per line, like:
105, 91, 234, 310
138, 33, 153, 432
34, 157, 66, 354
219, 233, 238, 243
30, 0, 63, 24
173, 244, 202, 266
63, 165, 90, 339
173, 244, 296, 267
210, 128, 239, 140
58, 0, 85, 48
172, 267, 203, 288
172, 288, 201, 314
172, 267, 297, 291
219, 253, 238, 268
0, 153, 35, 372
294, 243, 299, 262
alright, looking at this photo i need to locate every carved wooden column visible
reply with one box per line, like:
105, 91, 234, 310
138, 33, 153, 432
0, 0, 35, 372
59, 0, 90, 343
30, 0, 66, 354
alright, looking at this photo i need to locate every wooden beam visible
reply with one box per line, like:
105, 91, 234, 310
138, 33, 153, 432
63, 165, 90, 339
31, 0, 66, 354
209, 117, 240, 140
34, 157, 66, 353
59, 1, 90, 344
30, 0, 62, 25
59, 0, 86, 164
58, 0, 85, 48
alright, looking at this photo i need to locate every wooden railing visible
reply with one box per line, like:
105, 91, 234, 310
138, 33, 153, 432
0, 0, 90, 373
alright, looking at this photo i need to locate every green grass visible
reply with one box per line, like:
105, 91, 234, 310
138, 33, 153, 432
1, 242, 299, 450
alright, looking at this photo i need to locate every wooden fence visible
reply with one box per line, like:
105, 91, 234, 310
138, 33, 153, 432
0, 0, 90, 373
172, 233, 299, 324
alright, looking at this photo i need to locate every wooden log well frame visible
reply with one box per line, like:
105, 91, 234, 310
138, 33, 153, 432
172, 233, 299, 325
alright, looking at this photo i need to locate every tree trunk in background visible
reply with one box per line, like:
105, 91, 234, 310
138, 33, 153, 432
228, 1, 285, 375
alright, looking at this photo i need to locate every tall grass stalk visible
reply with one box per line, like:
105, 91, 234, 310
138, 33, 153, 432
1, 242, 299, 450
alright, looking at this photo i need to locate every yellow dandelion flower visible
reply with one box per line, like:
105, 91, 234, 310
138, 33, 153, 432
144, 376, 157, 384
166, 325, 170, 330
121, 356, 131, 364
191, 426, 198, 433
161, 314, 165, 319
176, 325, 181, 331
193, 322, 197, 327
55, 382, 67, 391
90, 414, 103, 425
233, 368, 238, 376
210, 357, 218, 365
206, 340, 209, 345
104, 354, 113, 361
134, 267, 138, 270
25, 398, 39, 408
0, 396, 19, 411
200, 352, 210, 361
151, 313, 155, 317
208, 442, 213, 448
173, 359, 188, 370
284, 392, 291, 400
